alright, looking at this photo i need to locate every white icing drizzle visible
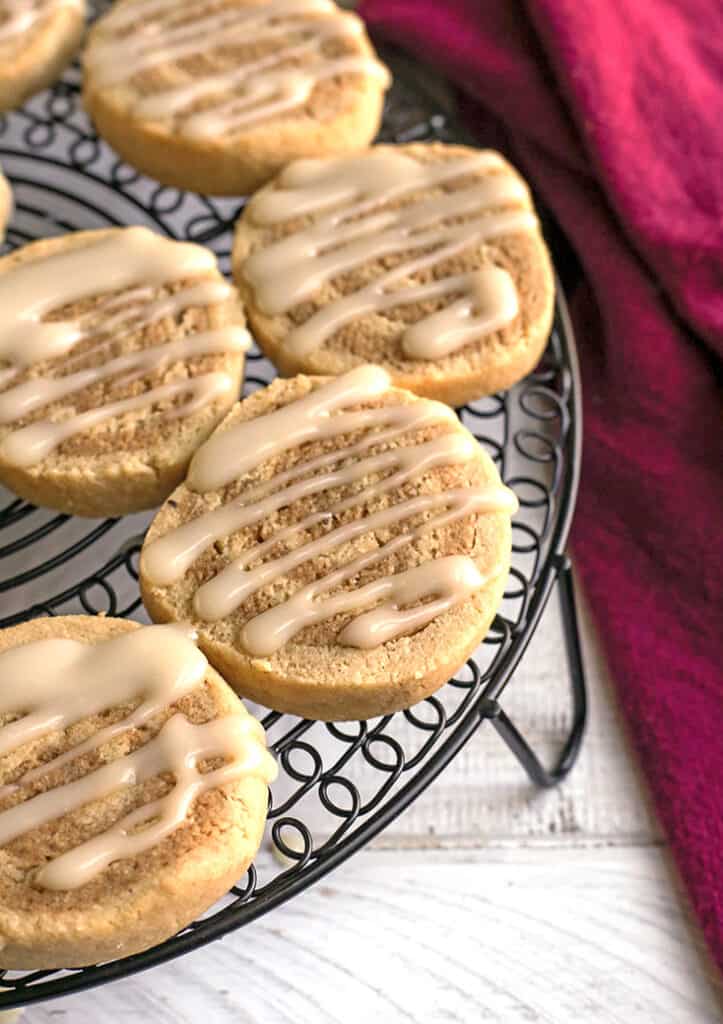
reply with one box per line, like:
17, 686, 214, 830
0, 227, 217, 369
0, 227, 249, 467
85, 0, 391, 138
0, 624, 276, 890
186, 362, 392, 492
0, 0, 82, 44
337, 556, 484, 649
251, 554, 488, 654
243, 149, 537, 360
0, 372, 235, 468
142, 366, 518, 654
143, 402, 459, 586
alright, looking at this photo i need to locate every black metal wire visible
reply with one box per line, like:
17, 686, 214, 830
0, 5, 586, 1008
487, 558, 587, 787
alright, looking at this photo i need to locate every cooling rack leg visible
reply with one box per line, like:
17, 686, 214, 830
481, 557, 588, 788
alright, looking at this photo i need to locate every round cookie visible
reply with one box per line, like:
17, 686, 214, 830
140, 365, 518, 721
0, 615, 276, 969
0, 0, 86, 113
0, 226, 249, 517
82, 0, 391, 196
233, 143, 555, 406
0, 163, 11, 242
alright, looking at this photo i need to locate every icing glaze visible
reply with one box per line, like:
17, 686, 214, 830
142, 366, 518, 654
85, 0, 391, 137
0, 623, 276, 890
0, 0, 82, 44
0, 228, 248, 467
243, 149, 536, 360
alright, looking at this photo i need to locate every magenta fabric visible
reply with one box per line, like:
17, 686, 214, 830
360, 0, 723, 971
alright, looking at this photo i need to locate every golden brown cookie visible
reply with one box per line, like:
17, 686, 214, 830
82, 0, 391, 196
0, 0, 86, 113
0, 164, 10, 243
233, 143, 555, 406
0, 226, 248, 517
0, 615, 276, 969
140, 365, 518, 721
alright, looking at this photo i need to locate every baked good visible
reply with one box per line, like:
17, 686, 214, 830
140, 365, 518, 721
0, 615, 276, 969
0, 226, 249, 517
233, 143, 555, 406
0, 163, 10, 242
82, 0, 391, 196
0, 0, 86, 113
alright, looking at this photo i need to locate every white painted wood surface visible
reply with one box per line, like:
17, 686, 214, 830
12, 584, 722, 1023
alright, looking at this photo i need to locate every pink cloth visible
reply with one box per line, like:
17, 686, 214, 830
360, 0, 723, 971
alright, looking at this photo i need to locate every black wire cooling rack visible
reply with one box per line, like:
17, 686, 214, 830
0, 6, 587, 1010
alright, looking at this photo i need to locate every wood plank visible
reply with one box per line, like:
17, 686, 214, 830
20, 847, 721, 1024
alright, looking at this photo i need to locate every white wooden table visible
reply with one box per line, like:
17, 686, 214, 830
8, 580, 720, 1023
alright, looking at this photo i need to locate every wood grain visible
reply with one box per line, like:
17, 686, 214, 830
20, 848, 721, 1024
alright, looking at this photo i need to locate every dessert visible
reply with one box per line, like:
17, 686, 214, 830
0, 616, 276, 968
0, 226, 248, 516
233, 143, 554, 405
83, 0, 390, 195
140, 365, 518, 720
0, 164, 10, 243
0, 0, 86, 113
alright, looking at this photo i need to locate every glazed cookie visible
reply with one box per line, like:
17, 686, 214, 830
0, 164, 10, 242
140, 365, 518, 721
82, 0, 391, 196
0, 226, 249, 517
233, 143, 555, 406
0, 616, 276, 969
0, 0, 86, 113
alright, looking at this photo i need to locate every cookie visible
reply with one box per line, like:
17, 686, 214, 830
0, 163, 10, 242
0, 616, 276, 969
0, 226, 249, 517
233, 143, 555, 406
140, 365, 518, 721
0, 0, 86, 113
82, 0, 391, 196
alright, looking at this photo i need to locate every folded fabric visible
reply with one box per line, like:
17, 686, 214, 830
360, 0, 723, 972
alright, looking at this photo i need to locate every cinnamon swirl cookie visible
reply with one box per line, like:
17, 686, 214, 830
140, 365, 518, 721
0, 616, 276, 969
0, 0, 86, 112
82, 0, 390, 195
0, 226, 248, 517
233, 143, 555, 406
0, 164, 10, 242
